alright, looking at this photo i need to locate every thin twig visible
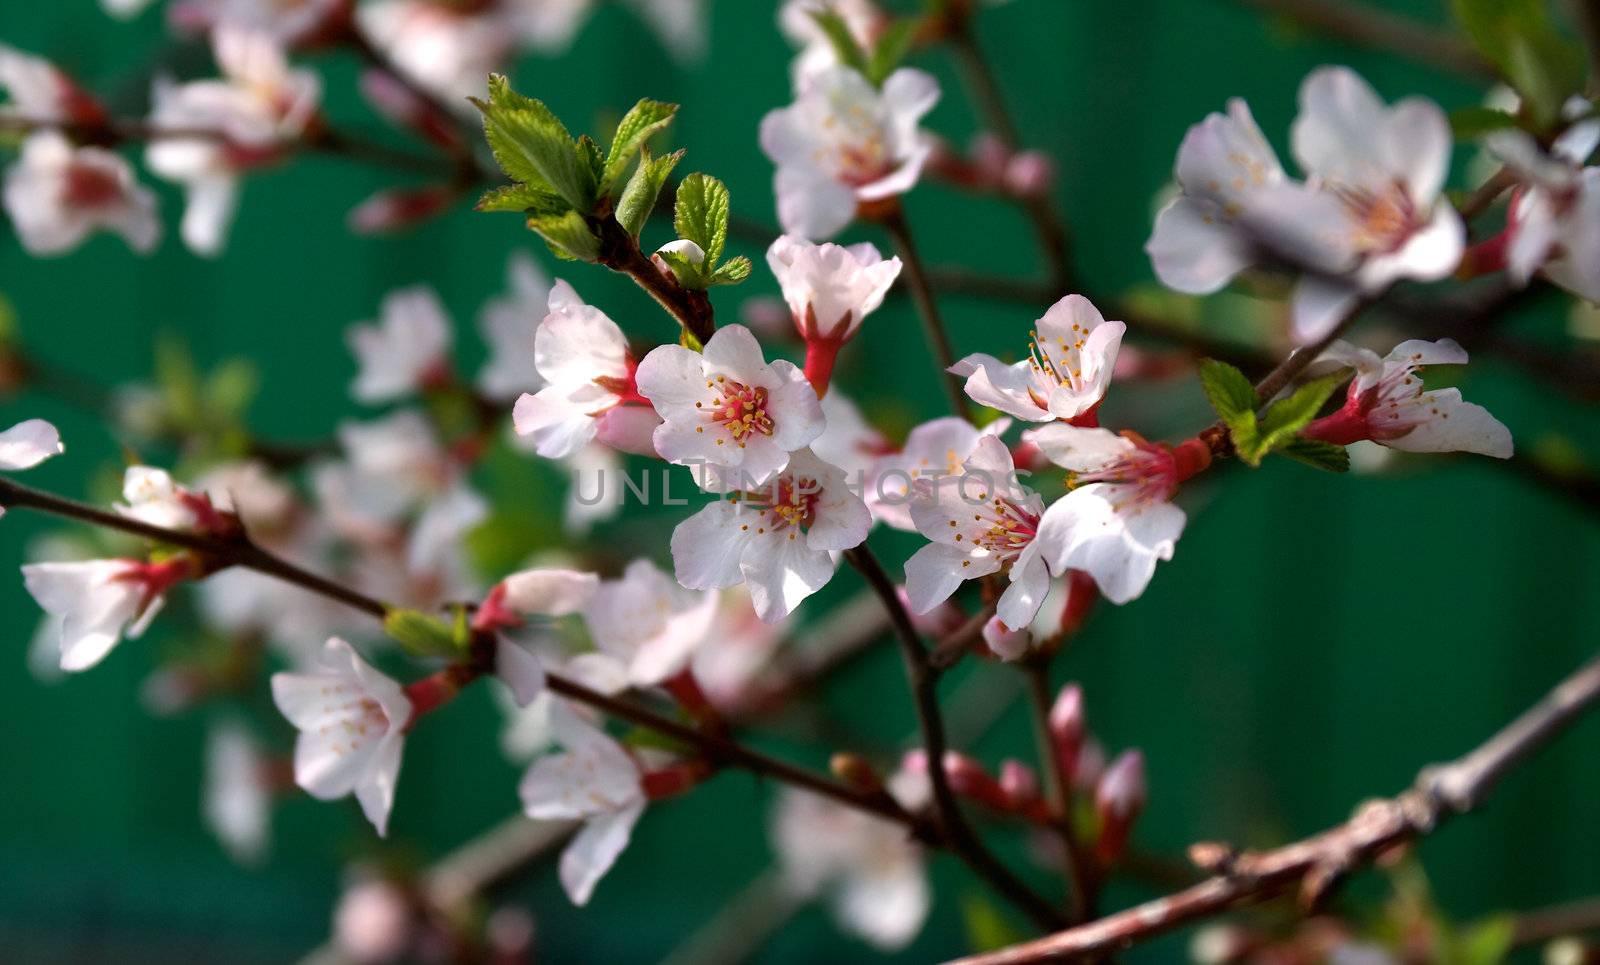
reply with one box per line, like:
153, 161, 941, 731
879, 208, 972, 418
1022, 661, 1094, 923
946, 650, 1600, 964
1513, 894, 1600, 947
845, 545, 1066, 932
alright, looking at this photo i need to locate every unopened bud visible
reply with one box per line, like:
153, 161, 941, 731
900, 586, 965, 637
1004, 151, 1055, 197
981, 614, 1031, 661
348, 186, 454, 235
652, 239, 705, 285
1074, 737, 1107, 793
1190, 923, 1253, 964
1048, 682, 1085, 781
485, 906, 537, 959
1545, 937, 1598, 965
1058, 570, 1098, 639
969, 132, 1009, 182
998, 759, 1040, 806
1095, 749, 1146, 864
944, 751, 1009, 810
830, 752, 884, 794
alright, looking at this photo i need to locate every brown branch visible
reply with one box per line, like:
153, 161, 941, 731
845, 545, 1066, 932
1513, 894, 1600, 947
1232, 0, 1494, 78
878, 207, 973, 418
1022, 661, 1096, 923
947, 650, 1600, 964
596, 215, 716, 344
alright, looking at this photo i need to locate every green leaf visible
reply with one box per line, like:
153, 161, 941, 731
673, 172, 730, 266
1449, 106, 1521, 139
576, 133, 604, 184
384, 608, 458, 657
1278, 436, 1350, 473
1450, 0, 1584, 129
615, 148, 684, 239
654, 247, 707, 289
155, 334, 204, 432
475, 182, 568, 216
1255, 372, 1344, 457
1197, 358, 1259, 425
1452, 915, 1516, 965
707, 254, 752, 286
204, 358, 259, 421
808, 9, 870, 76
603, 99, 678, 190
529, 209, 602, 262
474, 75, 595, 210
867, 17, 920, 86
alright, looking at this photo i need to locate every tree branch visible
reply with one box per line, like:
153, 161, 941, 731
1231, 0, 1493, 78
879, 208, 973, 418
946, 650, 1600, 964
845, 544, 1066, 932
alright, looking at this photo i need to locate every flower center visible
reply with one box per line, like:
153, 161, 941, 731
1331, 180, 1417, 254
61, 161, 122, 209
971, 496, 1040, 559
1072, 443, 1181, 512
706, 376, 774, 447
736, 476, 821, 540
1027, 322, 1090, 402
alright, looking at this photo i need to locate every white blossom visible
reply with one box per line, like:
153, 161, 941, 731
347, 286, 453, 403
579, 558, 718, 688
1487, 100, 1600, 300
204, 719, 273, 864
4, 132, 160, 255
950, 294, 1124, 422
0, 420, 64, 516
478, 251, 554, 400
766, 235, 902, 342
23, 557, 183, 671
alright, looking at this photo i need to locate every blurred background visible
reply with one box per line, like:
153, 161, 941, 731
0, 0, 1597, 961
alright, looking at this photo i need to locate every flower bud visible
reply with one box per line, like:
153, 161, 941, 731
998, 759, 1040, 806
830, 752, 885, 794
359, 68, 464, 151
347, 186, 455, 235
1190, 923, 1254, 964
1074, 737, 1107, 793
1094, 749, 1146, 865
981, 614, 1031, 661
944, 751, 1009, 811
334, 877, 413, 963
1004, 151, 1055, 198
1048, 683, 1085, 782
970, 132, 1009, 183
899, 586, 965, 638
652, 239, 705, 285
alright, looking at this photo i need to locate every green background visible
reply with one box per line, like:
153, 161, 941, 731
0, 0, 1597, 961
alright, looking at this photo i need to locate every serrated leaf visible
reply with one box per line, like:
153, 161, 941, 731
708, 254, 752, 286
867, 17, 920, 86
1255, 372, 1344, 457
476, 182, 569, 215
1450, 0, 1584, 130
673, 172, 729, 266
615, 148, 684, 239
1197, 358, 1259, 424
1279, 436, 1350, 473
384, 608, 458, 657
529, 210, 602, 262
1449, 106, 1521, 139
474, 75, 595, 210
808, 10, 870, 76
577, 133, 603, 183
604, 99, 678, 190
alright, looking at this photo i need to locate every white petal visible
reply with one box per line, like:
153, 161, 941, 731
1290, 275, 1361, 345
1383, 389, 1513, 459
741, 529, 835, 622
501, 568, 598, 616
949, 354, 1049, 421
0, 419, 63, 470
903, 541, 996, 613
559, 802, 645, 906
996, 542, 1049, 629
496, 638, 548, 707
671, 501, 755, 590
1146, 197, 1252, 293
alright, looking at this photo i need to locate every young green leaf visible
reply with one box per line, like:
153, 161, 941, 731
1197, 358, 1259, 425
604, 99, 678, 189
1448, 106, 1520, 139
529, 210, 602, 262
615, 148, 684, 239
1450, 0, 1583, 129
476, 182, 568, 215
808, 9, 870, 76
708, 255, 752, 287
473, 75, 596, 210
867, 17, 920, 86
384, 608, 459, 658
1278, 436, 1350, 473
654, 247, 707, 289
673, 172, 730, 266
1255, 372, 1345, 456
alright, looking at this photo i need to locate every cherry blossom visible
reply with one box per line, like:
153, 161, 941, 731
869, 415, 1009, 530
636, 324, 824, 486
146, 28, 322, 255
518, 697, 647, 905
770, 784, 930, 950
3, 132, 161, 255
766, 235, 902, 394
1031, 426, 1209, 604
478, 251, 553, 401
671, 448, 871, 623
347, 286, 453, 403
579, 559, 718, 688
0, 44, 104, 125
1147, 67, 1464, 343
1486, 102, 1600, 301
688, 586, 786, 713
949, 294, 1124, 423
903, 435, 1053, 631
204, 719, 273, 865
117, 465, 234, 534
0, 419, 64, 518
22, 556, 190, 671
809, 389, 891, 493
168, 0, 353, 46
760, 64, 940, 239
777, 0, 884, 88
271, 637, 412, 836
513, 280, 661, 459
1302, 339, 1513, 458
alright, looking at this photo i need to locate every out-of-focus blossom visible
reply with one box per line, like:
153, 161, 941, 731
4, 133, 160, 255
1487, 99, 1600, 301
579, 559, 718, 689
347, 286, 453, 403
0, 44, 105, 125
204, 719, 273, 864
23, 556, 189, 671
478, 251, 553, 401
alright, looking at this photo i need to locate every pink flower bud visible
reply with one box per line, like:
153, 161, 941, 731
1004, 151, 1055, 197
1095, 749, 1146, 865
1048, 682, 1085, 781
347, 186, 454, 235
969, 132, 1009, 182
944, 751, 1009, 810
334, 878, 413, 963
982, 614, 1031, 661
999, 759, 1040, 806
1074, 737, 1107, 793
359, 69, 464, 151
